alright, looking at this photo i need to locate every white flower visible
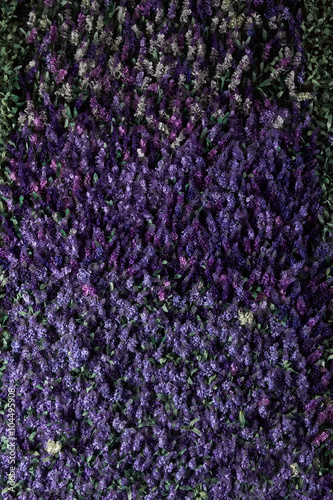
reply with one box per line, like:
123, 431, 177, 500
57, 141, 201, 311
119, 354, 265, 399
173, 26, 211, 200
39, 15, 49, 30
75, 42, 89, 62
229, 13, 237, 29
85, 15, 93, 33
252, 13, 263, 27
221, 53, 233, 72
46, 440, 62, 456
57, 83, 73, 102
134, 96, 146, 118
290, 463, 300, 477
154, 62, 165, 79
293, 51, 302, 67
273, 115, 284, 129
238, 309, 254, 326
117, 7, 127, 25
285, 70, 296, 96
96, 15, 104, 32
171, 40, 181, 56
180, 0, 191, 24
156, 34, 165, 47
178, 74, 186, 87
79, 62, 88, 78
145, 21, 154, 35
295, 92, 313, 101
131, 24, 142, 39
27, 11, 36, 28
211, 17, 219, 29
70, 30, 80, 46
268, 18, 277, 30
155, 8, 164, 24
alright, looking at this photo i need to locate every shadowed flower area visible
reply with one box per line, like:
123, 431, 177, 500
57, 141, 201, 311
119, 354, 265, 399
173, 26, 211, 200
0, 0, 332, 499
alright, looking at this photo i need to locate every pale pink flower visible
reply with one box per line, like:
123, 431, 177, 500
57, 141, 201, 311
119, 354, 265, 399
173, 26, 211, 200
230, 363, 238, 376
259, 398, 270, 406
179, 256, 187, 268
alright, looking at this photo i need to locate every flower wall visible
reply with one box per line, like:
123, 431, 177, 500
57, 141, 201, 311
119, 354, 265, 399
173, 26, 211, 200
0, 0, 332, 498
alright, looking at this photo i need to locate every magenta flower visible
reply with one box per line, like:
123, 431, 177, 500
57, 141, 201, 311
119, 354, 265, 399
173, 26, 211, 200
313, 432, 329, 446
26, 28, 37, 43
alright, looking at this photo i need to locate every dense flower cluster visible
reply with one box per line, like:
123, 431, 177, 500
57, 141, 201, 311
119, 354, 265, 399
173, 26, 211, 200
0, 0, 332, 498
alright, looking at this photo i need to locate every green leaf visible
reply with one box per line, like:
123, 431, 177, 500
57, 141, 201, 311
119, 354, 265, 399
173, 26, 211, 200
157, 393, 168, 401
258, 78, 271, 88
200, 127, 208, 142
190, 418, 200, 427
28, 431, 37, 442
239, 410, 245, 428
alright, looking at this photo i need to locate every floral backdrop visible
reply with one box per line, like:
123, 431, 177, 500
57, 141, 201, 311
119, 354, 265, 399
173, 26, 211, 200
0, 0, 332, 498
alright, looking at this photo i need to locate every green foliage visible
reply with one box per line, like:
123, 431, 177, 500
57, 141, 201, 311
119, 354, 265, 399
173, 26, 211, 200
303, 0, 333, 480
0, 0, 32, 169
303, 0, 333, 240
